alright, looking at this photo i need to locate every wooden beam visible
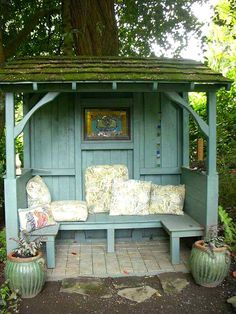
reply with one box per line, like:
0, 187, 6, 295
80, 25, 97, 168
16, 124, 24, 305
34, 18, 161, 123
164, 91, 209, 137
14, 92, 60, 138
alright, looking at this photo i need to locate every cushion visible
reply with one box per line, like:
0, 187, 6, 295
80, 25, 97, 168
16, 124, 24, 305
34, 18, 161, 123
149, 184, 185, 215
26, 175, 51, 207
109, 179, 151, 216
85, 164, 129, 214
50, 201, 88, 222
18, 205, 56, 232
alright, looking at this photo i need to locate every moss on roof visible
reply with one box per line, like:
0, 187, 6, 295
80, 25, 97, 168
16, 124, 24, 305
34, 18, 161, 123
0, 56, 231, 84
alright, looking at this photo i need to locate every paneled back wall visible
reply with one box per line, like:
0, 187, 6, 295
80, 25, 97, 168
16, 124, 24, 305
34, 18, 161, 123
27, 92, 182, 201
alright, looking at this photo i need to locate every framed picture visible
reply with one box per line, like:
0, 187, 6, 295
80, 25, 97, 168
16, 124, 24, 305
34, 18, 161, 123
84, 108, 130, 140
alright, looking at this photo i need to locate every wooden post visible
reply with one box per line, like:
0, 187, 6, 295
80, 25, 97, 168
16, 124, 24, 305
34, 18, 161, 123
4, 93, 18, 253
197, 138, 204, 161
182, 93, 189, 167
207, 92, 217, 175
206, 91, 218, 229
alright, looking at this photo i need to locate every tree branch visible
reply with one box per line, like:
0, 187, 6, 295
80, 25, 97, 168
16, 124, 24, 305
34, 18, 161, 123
5, 7, 60, 59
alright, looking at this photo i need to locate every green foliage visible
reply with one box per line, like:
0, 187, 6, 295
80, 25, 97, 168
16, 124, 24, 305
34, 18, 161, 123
1, 0, 204, 59
116, 0, 203, 57
11, 232, 42, 258
0, 229, 6, 263
0, 281, 21, 314
218, 206, 236, 246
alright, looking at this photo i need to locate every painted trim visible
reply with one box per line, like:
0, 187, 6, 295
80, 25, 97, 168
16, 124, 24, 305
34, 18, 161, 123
81, 143, 134, 150
32, 168, 75, 176
14, 92, 60, 138
164, 91, 209, 137
140, 167, 181, 175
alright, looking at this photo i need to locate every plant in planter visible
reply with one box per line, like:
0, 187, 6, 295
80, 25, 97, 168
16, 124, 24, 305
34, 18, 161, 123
189, 226, 231, 287
4, 232, 46, 298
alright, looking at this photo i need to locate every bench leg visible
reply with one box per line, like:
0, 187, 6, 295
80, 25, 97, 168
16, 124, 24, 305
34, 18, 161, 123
107, 228, 115, 253
46, 237, 56, 269
75, 231, 86, 243
170, 236, 180, 265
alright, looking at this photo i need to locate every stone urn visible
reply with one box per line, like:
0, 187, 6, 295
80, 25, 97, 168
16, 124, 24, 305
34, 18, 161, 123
5, 250, 46, 298
189, 240, 231, 287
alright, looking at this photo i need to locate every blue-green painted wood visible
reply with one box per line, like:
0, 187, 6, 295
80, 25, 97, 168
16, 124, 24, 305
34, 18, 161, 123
182, 93, 190, 167
181, 167, 207, 226
143, 93, 161, 168
23, 95, 31, 168
206, 174, 218, 228
164, 91, 209, 137
5, 93, 18, 253
161, 93, 180, 168
5, 93, 15, 179
133, 93, 141, 179
207, 92, 217, 175
14, 92, 59, 138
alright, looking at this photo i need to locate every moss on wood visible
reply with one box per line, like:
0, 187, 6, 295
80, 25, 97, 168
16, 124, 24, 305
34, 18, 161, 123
0, 56, 231, 84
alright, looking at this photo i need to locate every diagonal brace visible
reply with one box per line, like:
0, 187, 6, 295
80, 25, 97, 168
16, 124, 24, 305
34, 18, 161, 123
14, 92, 60, 138
164, 91, 209, 138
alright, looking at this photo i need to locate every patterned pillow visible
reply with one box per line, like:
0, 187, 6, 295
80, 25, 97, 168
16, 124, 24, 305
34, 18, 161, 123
18, 205, 56, 232
149, 184, 185, 215
109, 179, 151, 216
26, 175, 51, 207
50, 201, 88, 222
85, 164, 129, 214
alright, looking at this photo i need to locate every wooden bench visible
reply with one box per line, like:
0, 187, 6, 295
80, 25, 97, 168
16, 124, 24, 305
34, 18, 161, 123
31, 213, 204, 268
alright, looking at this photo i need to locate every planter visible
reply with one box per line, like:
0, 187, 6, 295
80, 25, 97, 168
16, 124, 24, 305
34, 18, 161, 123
189, 240, 231, 287
4, 250, 46, 298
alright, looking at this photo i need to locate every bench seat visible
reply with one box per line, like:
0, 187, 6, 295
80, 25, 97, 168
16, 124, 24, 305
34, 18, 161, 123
31, 213, 204, 268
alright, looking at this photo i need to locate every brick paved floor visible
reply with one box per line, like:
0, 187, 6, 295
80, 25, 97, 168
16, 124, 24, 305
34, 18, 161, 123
46, 238, 190, 281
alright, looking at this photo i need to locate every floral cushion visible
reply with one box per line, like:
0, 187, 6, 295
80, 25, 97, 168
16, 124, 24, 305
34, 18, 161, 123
26, 175, 51, 207
149, 184, 185, 215
18, 205, 56, 232
109, 179, 151, 216
85, 164, 129, 213
50, 201, 88, 222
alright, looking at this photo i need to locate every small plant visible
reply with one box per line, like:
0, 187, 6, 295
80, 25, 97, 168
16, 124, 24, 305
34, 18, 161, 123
11, 232, 42, 258
0, 229, 6, 262
203, 226, 228, 259
0, 280, 21, 314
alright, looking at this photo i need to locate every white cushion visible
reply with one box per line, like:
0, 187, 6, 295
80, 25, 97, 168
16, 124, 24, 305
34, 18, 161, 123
26, 175, 51, 207
18, 205, 56, 232
85, 164, 129, 214
50, 201, 88, 222
149, 184, 185, 215
109, 179, 151, 216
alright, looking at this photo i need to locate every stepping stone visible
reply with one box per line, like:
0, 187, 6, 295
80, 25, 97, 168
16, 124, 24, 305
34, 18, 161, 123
60, 278, 110, 297
117, 286, 157, 303
158, 272, 189, 294
227, 296, 236, 310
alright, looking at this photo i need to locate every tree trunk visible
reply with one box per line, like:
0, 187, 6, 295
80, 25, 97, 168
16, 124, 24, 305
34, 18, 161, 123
69, 0, 119, 56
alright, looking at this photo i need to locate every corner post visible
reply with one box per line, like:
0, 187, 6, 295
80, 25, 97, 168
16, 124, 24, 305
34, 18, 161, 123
4, 93, 18, 253
182, 93, 189, 167
207, 92, 217, 175
206, 91, 218, 228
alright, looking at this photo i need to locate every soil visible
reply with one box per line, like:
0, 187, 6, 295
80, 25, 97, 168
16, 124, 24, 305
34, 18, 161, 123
2, 260, 234, 314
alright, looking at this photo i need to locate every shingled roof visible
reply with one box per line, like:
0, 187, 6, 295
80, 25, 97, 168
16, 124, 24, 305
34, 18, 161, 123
0, 56, 231, 85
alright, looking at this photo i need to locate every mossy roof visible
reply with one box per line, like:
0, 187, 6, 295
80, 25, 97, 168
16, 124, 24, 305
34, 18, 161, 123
0, 56, 231, 85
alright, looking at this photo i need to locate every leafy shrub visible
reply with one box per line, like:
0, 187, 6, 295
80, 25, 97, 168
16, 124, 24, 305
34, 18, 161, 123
0, 280, 21, 314
0, 229, 6, 263
218, 206, 236, 247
